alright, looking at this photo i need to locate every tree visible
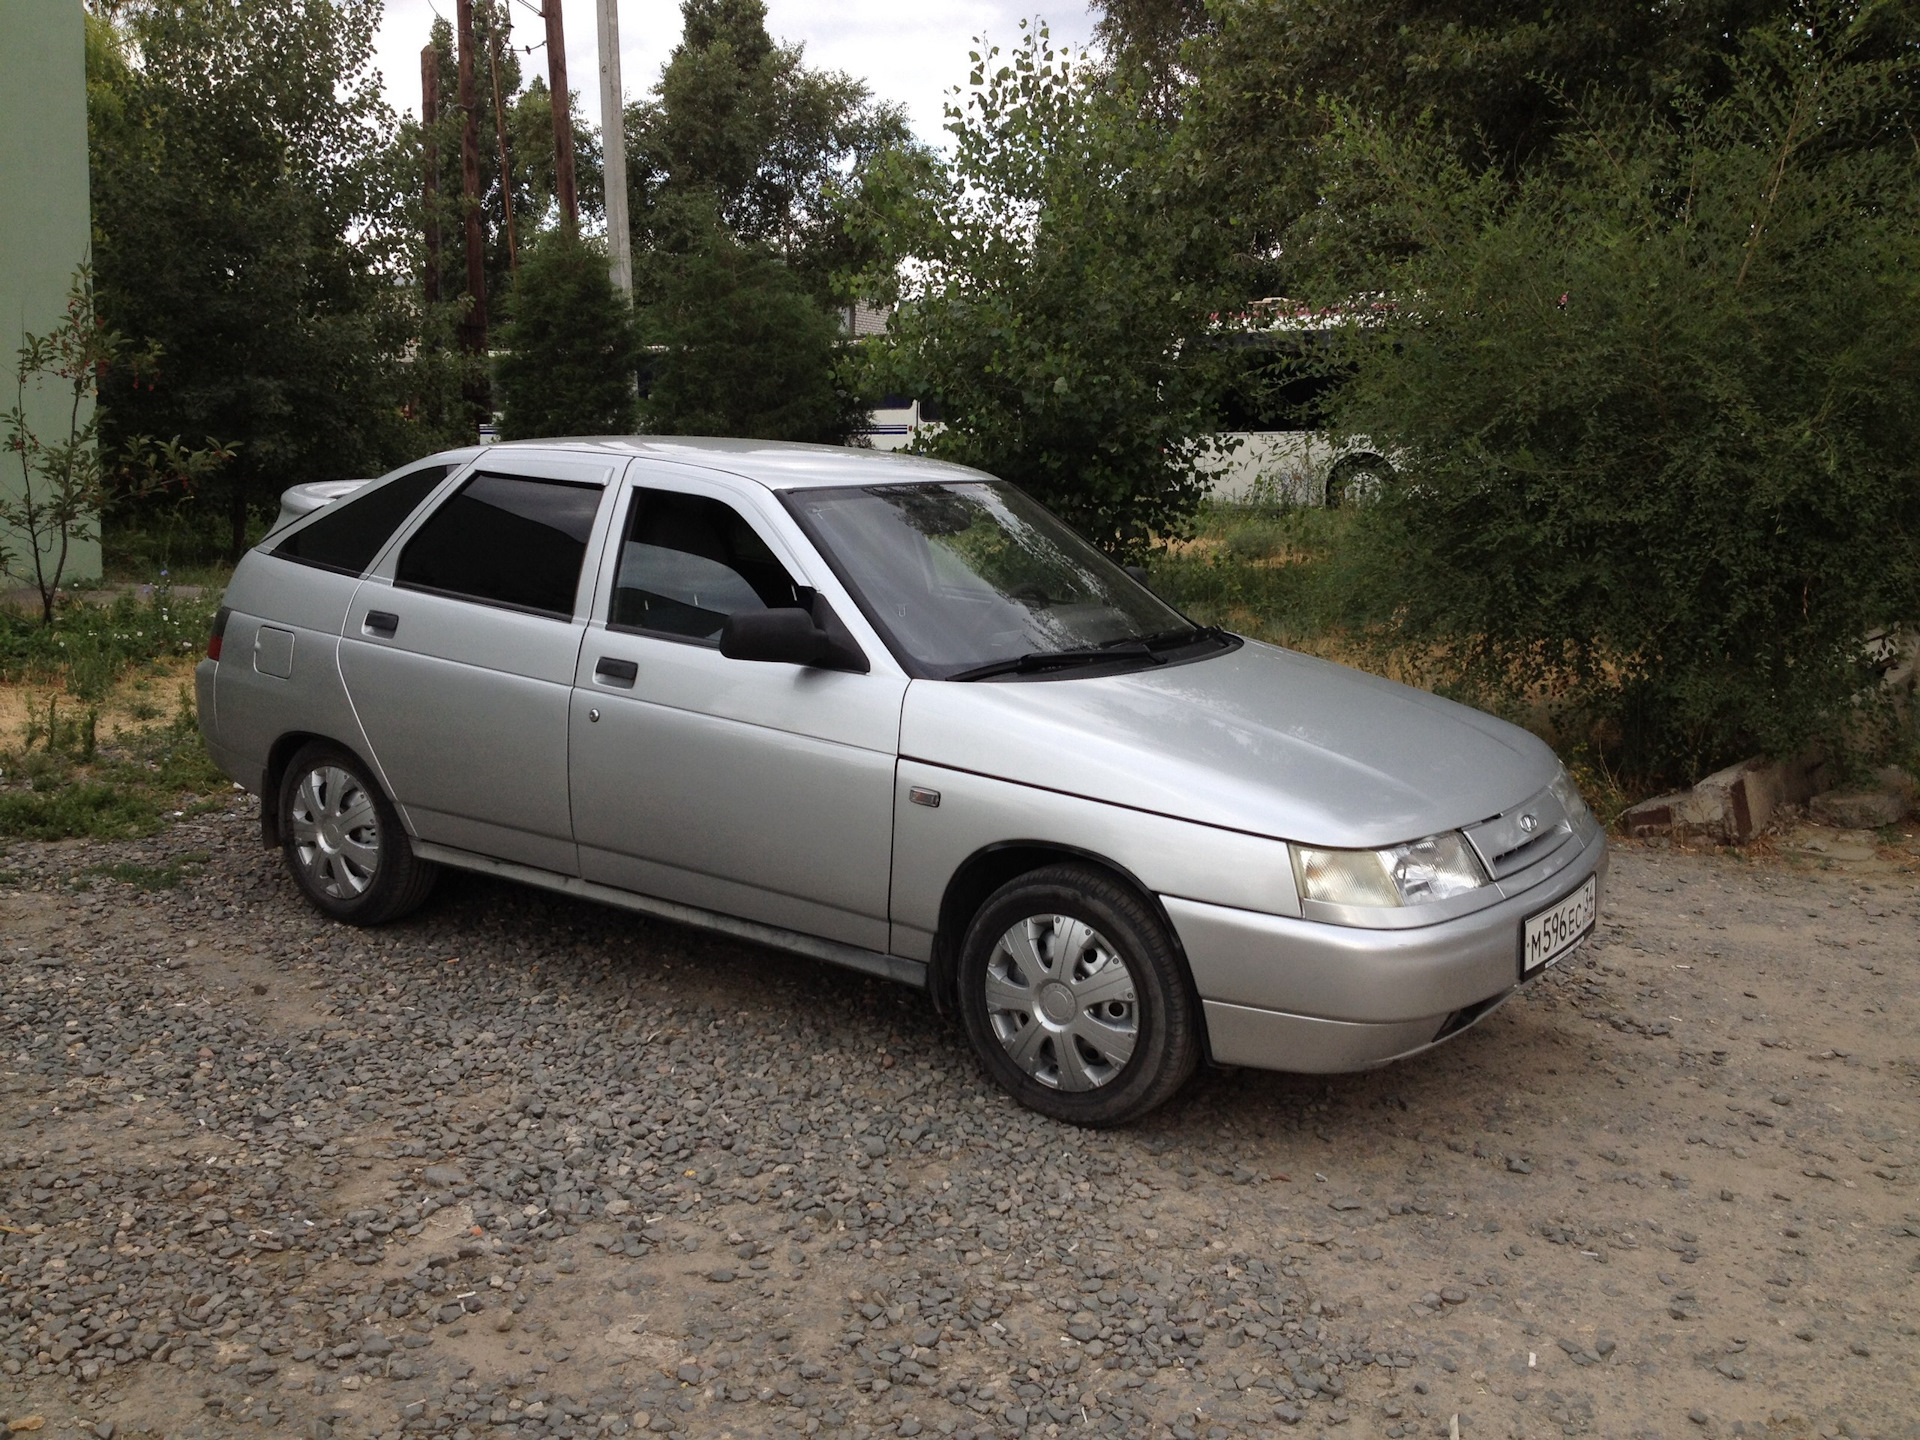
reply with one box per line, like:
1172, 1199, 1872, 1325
1167, 0, 1793, 296
854, 26, 1228, 555
627, 0, 907, 291
1089, 0, 1215, 112
495, 231, 643, 439
641, 221, 860, 441
1298, 2, 1920, 783
88, 0, 454, 558
416, 7, 606, 311
623, 0, 913, 439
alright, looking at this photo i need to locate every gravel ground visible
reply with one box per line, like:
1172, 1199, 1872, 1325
2, 803, 1917, 1440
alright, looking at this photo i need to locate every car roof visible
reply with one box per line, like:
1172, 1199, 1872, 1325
472, 436, 988, 491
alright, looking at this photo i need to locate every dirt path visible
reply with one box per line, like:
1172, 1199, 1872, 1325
1, 810, 1916, 1440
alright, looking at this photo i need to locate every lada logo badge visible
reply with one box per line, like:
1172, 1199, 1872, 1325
1518, 813, 1538, 833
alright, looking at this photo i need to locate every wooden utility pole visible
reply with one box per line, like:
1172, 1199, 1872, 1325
420, 44, 442, 304
543, 0, 579, 229
596, 0, 632, 297
455, 0, 489, 356
486, 18, 519, 274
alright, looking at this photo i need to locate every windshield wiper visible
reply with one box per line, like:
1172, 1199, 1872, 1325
1116, 625, 1218, 651
947, 640, 1167, 682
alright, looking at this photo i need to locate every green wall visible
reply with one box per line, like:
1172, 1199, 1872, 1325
0, 0, 99, 587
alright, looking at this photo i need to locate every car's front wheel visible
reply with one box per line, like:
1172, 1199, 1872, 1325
957, 864, 1199, 1126
278, 741, 437, 925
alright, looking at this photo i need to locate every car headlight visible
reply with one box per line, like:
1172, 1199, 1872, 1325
1549, 767, 1598, 840
1294, 831, 1489, 908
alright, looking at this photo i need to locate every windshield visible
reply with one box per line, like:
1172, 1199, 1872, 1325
786, 481, 1204, 679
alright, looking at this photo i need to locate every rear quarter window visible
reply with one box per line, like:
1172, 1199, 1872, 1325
272, 464, 454, 576
395, 472, 603, 617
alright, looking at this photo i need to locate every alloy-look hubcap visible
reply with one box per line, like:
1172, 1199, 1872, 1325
288, 765, 380, 899
983, 914, 1139, 1091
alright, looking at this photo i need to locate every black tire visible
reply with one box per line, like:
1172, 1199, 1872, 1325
277, 741, 437, 925
1326, 453, 1392, 508
957, 863, 1199, 1126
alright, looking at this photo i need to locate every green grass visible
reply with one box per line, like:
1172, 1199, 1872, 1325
1147, 503, 1389, 654
0, 703, 231, 841
81, 850, 213, 890
0, 585, 223, 700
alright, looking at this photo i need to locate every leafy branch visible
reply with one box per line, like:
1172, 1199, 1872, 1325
4, 266, 234, 626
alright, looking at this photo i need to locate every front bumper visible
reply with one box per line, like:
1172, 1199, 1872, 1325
1167, 826, 1609, 1073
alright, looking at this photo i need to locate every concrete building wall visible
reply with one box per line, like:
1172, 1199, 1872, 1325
0, 0, 100, 585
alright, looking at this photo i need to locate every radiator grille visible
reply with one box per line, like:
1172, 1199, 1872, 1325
1464, 789, 1573, 880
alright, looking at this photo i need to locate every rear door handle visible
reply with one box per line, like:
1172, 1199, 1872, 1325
594, 656, 638, 687
362, 610, 399, 638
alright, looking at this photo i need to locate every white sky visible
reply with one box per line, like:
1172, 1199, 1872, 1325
368, 0, 1102, 148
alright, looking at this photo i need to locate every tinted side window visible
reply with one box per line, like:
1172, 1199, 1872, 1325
611, 489, 803, 641
273, 465, 452, 575
396, 473, 602, 617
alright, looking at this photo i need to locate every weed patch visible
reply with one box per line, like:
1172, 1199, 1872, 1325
0, 585, 220, 699
81, 850, 213, 890
0, 697, 230, 841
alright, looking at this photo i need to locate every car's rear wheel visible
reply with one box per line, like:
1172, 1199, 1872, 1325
957, 863, 1199, 1126
279, 741, 437, 925
1326, 452, 1392, 507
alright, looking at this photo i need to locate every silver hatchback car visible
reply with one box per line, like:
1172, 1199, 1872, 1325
197, 439, 1605, 1125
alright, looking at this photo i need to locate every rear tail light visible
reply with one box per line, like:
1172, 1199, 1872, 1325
207, 606, 232, 662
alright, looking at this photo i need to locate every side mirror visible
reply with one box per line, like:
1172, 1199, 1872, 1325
719, 607, 829, 665
1124, 564, 1151, 590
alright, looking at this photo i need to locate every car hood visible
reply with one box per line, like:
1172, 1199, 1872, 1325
898, 639, 1562, 849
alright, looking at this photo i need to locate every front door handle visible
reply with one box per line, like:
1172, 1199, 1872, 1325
594, 656, 638, 687
363, 610, 399, 638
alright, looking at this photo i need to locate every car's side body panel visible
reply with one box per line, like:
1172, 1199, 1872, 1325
330, 454, 621, 874
339, 585, 588, 873
570, 650, 902, 951
887, 755, 1304, 962
209, 556, 375, 794
567, 460, 908, 952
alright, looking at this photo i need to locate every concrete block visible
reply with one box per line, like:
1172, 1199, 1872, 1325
1810, 788, 1908, 829
1621, 790, 1703, 839
1872, 764, 1916, 809
1619, 753, 1828, 843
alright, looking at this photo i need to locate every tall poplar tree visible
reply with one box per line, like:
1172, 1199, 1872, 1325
623, 0, 914, 441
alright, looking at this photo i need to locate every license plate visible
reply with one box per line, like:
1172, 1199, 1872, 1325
1522, 875, 1596, 975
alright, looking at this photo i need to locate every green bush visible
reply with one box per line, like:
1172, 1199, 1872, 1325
855, 27, 1228, 557
1303, 4, 1920, 785
641, 219, 865, 444
496, 230, 644, 440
